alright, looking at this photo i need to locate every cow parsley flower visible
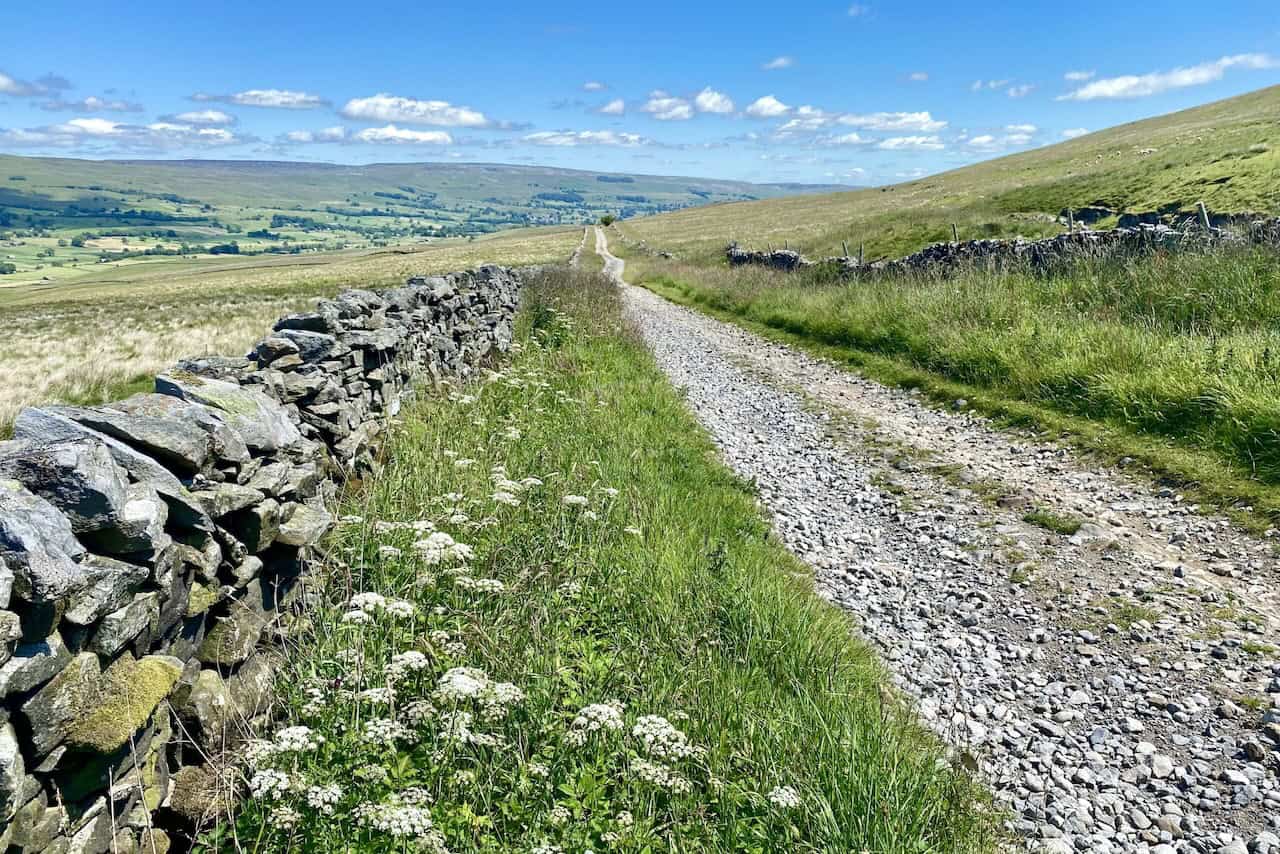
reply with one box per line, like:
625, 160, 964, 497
414, 531, 474, 565
631, 758, 691, 793
378, 545, 403, 559
358, 687, 396, 705
386, 650, 430, 681
492, 491, 521, 506
362, 718, 411, 746
567, 701, 625, 746
270, 805, 302, 830
454, 458, 477, 469
767, 785, 802, 809
455, 576, 505, 593
549, 805, 571, 826
274, 726, 324, 753
305, 783, 343, 815
435, 667, 489, 702
632, 715, 696, 760
562, 494, 589, 507
404, 700, 437, 725
249, 769, 294, 800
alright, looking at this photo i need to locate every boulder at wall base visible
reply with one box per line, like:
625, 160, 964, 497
0, 478, 87, 604
1, 721, 41, 816
0, 439, 129, 534
155, 373, 301, 454
12, 408, 212, 532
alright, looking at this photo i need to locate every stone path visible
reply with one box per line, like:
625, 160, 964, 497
595, 227, 1280, 854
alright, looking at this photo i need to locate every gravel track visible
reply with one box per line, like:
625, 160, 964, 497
595, 228, 1280, 854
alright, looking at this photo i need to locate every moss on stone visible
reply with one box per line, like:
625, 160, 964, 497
67, 654, 182, 754
186, 582, 221, 617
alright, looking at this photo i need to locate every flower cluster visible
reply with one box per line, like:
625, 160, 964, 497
767, 785, 803, 809
632, 715, 698, 760
413, 531, 475, 565
566, 701, 625, 747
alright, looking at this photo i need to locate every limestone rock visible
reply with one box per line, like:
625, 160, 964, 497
63, 555, 150, 626
192, 482, 264, 519
0, 478, 87, 603
0, 632, 71, 698
13, 408, 212, 532
156, 373, 301, 453
227, 498, 280, 553
197, 602, 266, 666
276, 503, 332, 547
68, 654, 182, 754
0, 721, 40, 816
20, 651, 100, 756
86, 482, 168, 555
0, 439, 129, 534
44, 400, 213, 474
90, 592, 160, 655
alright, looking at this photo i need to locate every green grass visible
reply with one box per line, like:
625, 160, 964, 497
624, 244, 1280, 531
208, 265, 995, 853
1021, 509, 1084, 536
617, 84, 1280, 262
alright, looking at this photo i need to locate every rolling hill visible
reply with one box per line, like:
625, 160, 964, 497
0, 155, 844, 279
617, 84, 1280, 262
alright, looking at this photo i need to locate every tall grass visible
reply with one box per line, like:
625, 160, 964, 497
628, 246, 1280, 505
209, 266, 995, 853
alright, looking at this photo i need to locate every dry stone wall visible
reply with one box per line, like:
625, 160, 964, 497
725, 216, 1280, 278
0, 264, 524, 852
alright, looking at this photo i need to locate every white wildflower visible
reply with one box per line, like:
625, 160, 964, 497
377, 545, 403, 559
602, 487, 619, 498
435, 667, 489, 702
454, 458, 477, 469
631, 758, 691, 793
549, 805, 571, 826
616, 810, 634, 829
562, 494, 589, 507
386, 650, 430, 681
583, 510, 599, 522
305, 783, 343, 815
492, 491, 521, 507
274, 726, 324, 753
624, 526, 642, 536
454, 576, 505, 594
270, 805, 302, 830
767, 785, 803, 809
527, 761, 550, 779
358, 687, 396, 705
404, 700, 437, 725
249, 769, 294, 800
349, 592, 387, 612
362, 718, 411, 746
632, 715, 696, 760
341, 609, 373, 624
567, 702, 624, 746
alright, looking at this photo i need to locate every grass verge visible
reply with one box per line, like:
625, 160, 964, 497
623, 249, 1280, 534
206, 265, 995, 853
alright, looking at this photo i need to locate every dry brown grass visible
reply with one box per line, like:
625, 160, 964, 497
0, 227, 579, 433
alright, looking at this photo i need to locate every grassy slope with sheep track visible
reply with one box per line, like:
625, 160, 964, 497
204, 265, 996, 853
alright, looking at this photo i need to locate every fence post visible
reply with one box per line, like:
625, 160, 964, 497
1197, 201, 1212, 231
951, 223, 959, 243
858, 243, 865, 265
1067, 209, 1075, 233
842, 240, 850, 258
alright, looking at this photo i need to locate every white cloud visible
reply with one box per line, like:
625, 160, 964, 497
56, 117, 127, 136
972, 79, 1010, 91
839, 111, 947, 132
1005, 123, 1037, 133
1064, 70, 1095, 82
172, 109, 236, 126
341, 93, 491, 127
641, 91, 693, 121
896, 168, 927, 179
1007, 84, 1035, 98
967, 134, 997, 148
523, 130, 649, 147
598, 98, 625, 115
877, 135, 945, 151
353, 125, 453, 144
694, 87, 735, 114
908, 71, 929, 82
1062, 127, 1089, 139
847, 3, 870, 16
284, 126, 348, 144
0, 71, 67, 97
40, 96, 143, 113
582, 81, 607, 91
1004, 132, 1033, 145
745, 94, 791, 118
193, 89, 326, 109
1058, 53, 1278, 100
827, 132, 869, 145
762, 56, 793, 71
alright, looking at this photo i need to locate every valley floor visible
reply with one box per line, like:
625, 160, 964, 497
597, 228, 1280, 853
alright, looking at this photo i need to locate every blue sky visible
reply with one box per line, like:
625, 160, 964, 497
2, 0, 1278, 184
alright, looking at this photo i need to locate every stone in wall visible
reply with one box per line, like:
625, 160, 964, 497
0, 263, 525, 851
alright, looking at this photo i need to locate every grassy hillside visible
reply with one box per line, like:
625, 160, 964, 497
0, 154, 842, 284
618, 84, 1280, 262
0, 225, 582, 435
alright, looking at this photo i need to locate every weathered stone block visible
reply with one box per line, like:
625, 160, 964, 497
0, 478, 87, 604
86, 482, 168, 555
197, 602, 266, 667
20, 650, 100, 756
63, 555, 149, 626
227, 498, 280, 554
0, 632, 71, 698
68, 654, 182, 754
0, 439, 129, 534
192, 482, 264, 519
156, 373, 301, 454
276, 503, 332, 547
90, 592, 160, 656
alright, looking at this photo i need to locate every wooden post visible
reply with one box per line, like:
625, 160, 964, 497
951, 223, 959, 243
1197, 201, 1212, 230
858, 243, 865, 265
842, 240, 850, 258
1067, 209, 1075, 233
